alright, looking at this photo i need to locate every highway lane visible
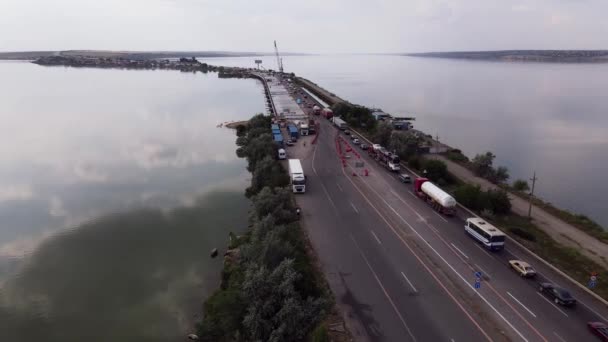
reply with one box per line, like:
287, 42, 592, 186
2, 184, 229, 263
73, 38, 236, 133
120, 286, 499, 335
289, 80, 608, 341
294, 119, 505, 341
330, 121, 608, 341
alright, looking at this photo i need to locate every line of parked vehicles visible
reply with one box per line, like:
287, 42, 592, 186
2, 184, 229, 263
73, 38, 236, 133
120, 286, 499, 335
332, 118, 608, 340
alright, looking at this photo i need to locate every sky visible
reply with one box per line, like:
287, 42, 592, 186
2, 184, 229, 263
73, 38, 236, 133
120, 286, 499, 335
1, 0, 607, 53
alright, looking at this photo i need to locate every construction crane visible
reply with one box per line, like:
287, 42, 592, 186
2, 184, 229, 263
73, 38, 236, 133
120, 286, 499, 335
274, 40, 284, 73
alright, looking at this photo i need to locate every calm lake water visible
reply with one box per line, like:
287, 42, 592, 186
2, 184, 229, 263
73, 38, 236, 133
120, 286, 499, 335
203, 55, 608, 227
0, 61, 264, 341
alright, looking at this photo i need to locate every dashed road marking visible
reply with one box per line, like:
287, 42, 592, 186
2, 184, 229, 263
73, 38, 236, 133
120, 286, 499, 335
536, 292, 569, 317
371, 230, 382, 245
450, 243, 469, 259
350, 201, 358, 213
507, 292, 537, 318
401, 271, 418, 293
349, 234, 417, 341
553, 332, 567, 342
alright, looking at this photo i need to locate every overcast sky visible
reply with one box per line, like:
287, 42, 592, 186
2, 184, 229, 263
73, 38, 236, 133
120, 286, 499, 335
1, 0, 607, 53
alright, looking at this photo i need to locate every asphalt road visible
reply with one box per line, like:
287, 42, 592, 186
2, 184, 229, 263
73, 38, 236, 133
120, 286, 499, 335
284, 81, 608, 342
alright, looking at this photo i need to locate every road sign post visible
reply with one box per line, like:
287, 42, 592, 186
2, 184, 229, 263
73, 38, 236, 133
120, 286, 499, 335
474, 271, 482, 289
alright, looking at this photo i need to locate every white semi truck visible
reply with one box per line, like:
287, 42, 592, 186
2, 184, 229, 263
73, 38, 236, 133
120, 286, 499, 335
288, 159, 306, 193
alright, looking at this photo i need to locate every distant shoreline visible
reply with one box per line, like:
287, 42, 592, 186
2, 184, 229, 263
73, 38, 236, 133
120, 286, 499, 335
404, 50, 608, 63
0, 50, 308, 61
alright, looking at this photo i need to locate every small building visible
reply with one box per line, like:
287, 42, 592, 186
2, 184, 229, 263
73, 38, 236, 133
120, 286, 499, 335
372, 111, 391, 121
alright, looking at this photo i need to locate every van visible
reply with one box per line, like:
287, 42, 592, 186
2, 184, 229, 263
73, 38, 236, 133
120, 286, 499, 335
278, 149, 287, 160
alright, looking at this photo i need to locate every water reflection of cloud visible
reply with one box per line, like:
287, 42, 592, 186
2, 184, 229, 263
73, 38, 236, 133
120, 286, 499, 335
0, 185, 34, 202
73, 162, 108, 183
48, 197, 66, 218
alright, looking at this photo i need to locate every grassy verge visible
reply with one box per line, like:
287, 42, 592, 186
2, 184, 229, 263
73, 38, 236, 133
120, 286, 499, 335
499, 185, 608, 243
446, 148, 608, 243
489, 213, 608, 299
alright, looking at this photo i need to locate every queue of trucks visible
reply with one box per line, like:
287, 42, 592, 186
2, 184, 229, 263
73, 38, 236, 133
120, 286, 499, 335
328, 115, 456, 216
368, 144, 401, 172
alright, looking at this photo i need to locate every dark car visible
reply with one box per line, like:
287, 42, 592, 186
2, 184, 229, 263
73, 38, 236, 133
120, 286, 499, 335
360, 143, 369, 150
588, 322, 608, 341
344, 130, 351, 135
539, 283, 576, 306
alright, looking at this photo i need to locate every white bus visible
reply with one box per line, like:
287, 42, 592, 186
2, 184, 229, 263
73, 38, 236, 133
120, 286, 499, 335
465, 218, 505, 251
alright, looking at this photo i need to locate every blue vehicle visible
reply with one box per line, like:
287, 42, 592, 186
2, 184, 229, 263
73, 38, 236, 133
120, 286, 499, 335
273, 134, 284, 147
288, 125, 299, 140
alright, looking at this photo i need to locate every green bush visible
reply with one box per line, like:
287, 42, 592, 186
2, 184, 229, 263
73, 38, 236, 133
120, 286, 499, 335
422, 159, 448, 182
408, 156, 421, 170
510, 227, 537, 241
311, 324, 330, 342
512, 179, 530, 192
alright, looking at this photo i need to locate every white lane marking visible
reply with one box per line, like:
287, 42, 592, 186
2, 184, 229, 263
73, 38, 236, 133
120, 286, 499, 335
578, 300, 608, 323
371, 230, 382, 245
432, 210, 449, 223
536, 292, 569, 317
401, 271, 418, 293
372, 195, 529, 341
350, 201, 359, 213
349, 235, 417, 341
348, 166, 528, 341
450, 243, 469, 259
336, 183, 343, 192
342, 169, 495, 342
473, 243, 496, 259
507, 292, 537, 318
428, 224, 440, 234
408, 191, 417, 198
553, 332, 567, 342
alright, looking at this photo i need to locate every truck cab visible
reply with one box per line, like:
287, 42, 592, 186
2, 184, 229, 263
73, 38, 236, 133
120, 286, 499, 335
278, 148, 286, 160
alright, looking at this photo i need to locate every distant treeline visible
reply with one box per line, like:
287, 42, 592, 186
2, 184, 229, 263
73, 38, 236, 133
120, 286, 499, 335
405, 50, 608, 63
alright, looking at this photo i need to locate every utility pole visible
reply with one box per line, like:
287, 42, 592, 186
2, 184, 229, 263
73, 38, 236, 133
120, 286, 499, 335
528, 171, 538, 219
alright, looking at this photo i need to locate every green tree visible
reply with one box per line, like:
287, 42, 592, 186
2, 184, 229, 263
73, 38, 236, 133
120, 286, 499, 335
472, 152, 496, 177
422, 159, 448, 182
389, 131, 422, 159
513, 179, 530, 192
408, 156, 421, 170
197, 288, 246, 342
484, 189, 511, 215
244, 134, 276, 172
454, 184, 485, 211
248, 113, 271, 130
374, 121, 393, 147
252, 187, 297, 225
241, 259, 327, 342
492, 166, 510, 184
236, 124, 247, 137
247, 156, 290, 197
